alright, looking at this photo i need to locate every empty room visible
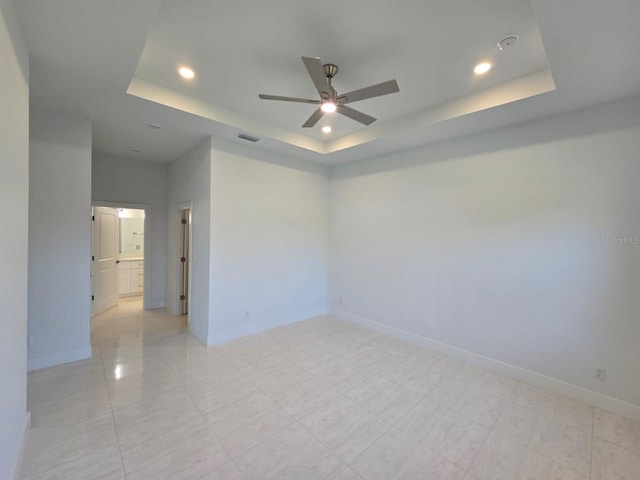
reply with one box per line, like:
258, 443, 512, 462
2, 0, 640, 479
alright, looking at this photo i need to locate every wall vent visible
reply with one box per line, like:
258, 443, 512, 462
237, 133, 260, 143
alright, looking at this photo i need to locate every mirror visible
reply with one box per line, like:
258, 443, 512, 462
118, 209, 144, 256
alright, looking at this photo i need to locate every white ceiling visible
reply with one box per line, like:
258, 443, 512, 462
15, 0, 640, 166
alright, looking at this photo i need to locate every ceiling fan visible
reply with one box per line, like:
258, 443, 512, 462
258, 56, 400, 128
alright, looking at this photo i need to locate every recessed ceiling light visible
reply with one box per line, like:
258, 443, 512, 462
148, 123, 161, 129
321, 101, 337, 113
178, 67, 195, 79
322, 126, 332, 133
474, 62, 492, 75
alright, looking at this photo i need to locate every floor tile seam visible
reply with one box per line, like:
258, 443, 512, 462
423, 386, 509, 430
24, 411, 116, 444
341, 388, 413, 430
110, 400, 203, 429
392, 393, 490, 437
202, 405, 295, 465
19, 440, 123, 480
591, 433, 640, 456
462, 390, 510, 477
27, 400, 113, 425
347, 370, 430, 407
188, 390, 250, 480
486, 416, 592, 477
237, 367, 354, 468
238, 359, 323, 398
289, 414, 360, 471
105, 375, 185, 396
177, 372, 251, 395
26, 355, 112, 440
345, 424, 451, 477
504, 398, 594, 434
379, 388, 427, 430
98, 353, 128, 479
27, 385, 111, 405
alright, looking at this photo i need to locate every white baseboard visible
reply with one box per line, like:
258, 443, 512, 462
207, 309, 328, 346
333, 309, 640, 422
27, 347, 92, 372
11, 412, 30, 480
145, 300, 165, 310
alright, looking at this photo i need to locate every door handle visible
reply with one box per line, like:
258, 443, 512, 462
116, 260, 120, 264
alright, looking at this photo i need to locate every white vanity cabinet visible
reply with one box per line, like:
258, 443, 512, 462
118, 259, 144, 296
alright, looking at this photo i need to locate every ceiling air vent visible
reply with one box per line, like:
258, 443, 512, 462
237, 133, 260, 143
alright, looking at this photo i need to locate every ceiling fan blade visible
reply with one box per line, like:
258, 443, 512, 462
258, 94, 320, 104
337, 105, 376, 125
338, 79, 399, 104
301, 56, 331, 97
302, 107, 324, 128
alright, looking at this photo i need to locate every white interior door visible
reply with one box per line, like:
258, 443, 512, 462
92, 206, 119, 314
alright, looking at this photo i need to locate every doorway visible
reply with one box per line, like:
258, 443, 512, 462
91, 203, 148, 315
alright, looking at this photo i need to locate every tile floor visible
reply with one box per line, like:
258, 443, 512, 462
20, 298, 640, 479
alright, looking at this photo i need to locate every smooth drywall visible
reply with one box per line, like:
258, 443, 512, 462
92, 153, 167, 309
209, 146, 329, 343
28, 109, 92, 370
0, 0, 29, 477
167, 138, 211, 343
330, 96, 640, 409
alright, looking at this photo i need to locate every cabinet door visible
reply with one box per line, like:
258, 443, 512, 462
118, 268, 131, 295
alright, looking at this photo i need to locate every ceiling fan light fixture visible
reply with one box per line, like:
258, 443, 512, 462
322, 126, 332, 133
321, 101, 337, 113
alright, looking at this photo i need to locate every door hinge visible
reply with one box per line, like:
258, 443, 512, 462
181, 218, 187, 224
180, 257, 186, 263
91, 295, 94, 301
92, 215, 95, 221
91, 255, 94, 261
180, 295, 186, 300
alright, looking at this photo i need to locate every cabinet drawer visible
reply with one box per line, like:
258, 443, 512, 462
131, 282, 143, 293
118, 260, 131, 270
131, 268, 144, 280
133, 261, 144, 269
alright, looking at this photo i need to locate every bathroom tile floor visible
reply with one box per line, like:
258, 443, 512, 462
20, 298, 640, 479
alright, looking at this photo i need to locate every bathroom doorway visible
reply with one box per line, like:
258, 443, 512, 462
91, 203, 148, 315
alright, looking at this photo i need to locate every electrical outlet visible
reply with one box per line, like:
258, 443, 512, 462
594, 368, 606, 381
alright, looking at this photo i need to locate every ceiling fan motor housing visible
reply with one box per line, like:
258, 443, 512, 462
323, 63, 339, 79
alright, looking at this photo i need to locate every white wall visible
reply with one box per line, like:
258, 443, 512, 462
28, 109, 92, 371
167, 138, 211, 344
92, 153, 167, 308
209, 146, 329, 343
330, 96, 640, 411
0, 0, 29, 477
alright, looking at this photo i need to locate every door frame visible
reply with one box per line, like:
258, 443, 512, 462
174, 201, 193, 320
92, 201, 151, 310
